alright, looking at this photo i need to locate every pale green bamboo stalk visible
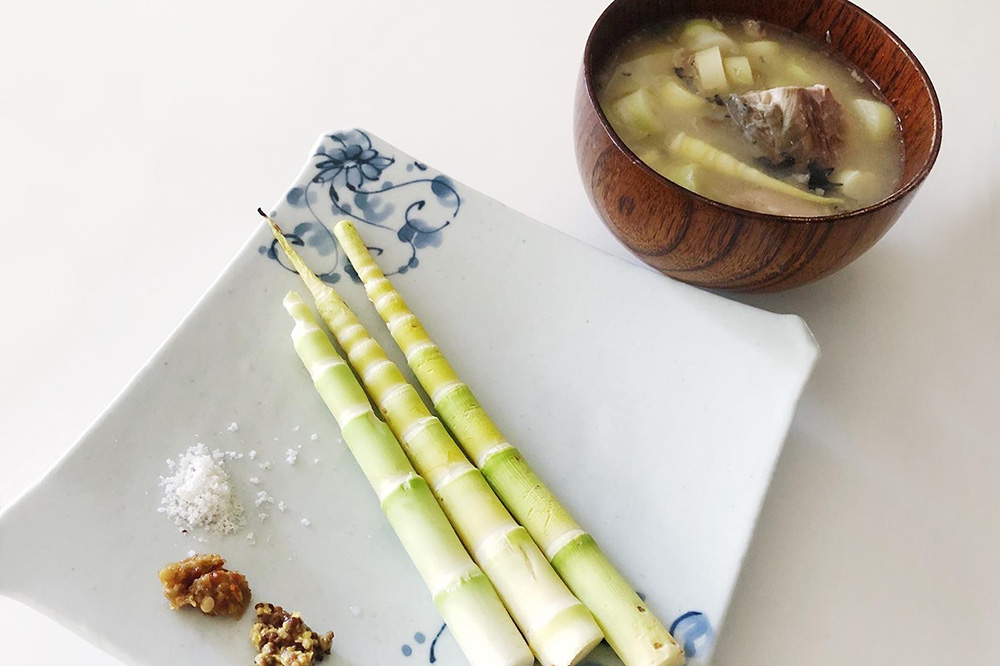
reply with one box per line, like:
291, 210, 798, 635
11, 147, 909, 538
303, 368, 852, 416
668, 131, 843, 205
333, 221, 685, 666
267, 218, 604, 666
282, 291, 533, 666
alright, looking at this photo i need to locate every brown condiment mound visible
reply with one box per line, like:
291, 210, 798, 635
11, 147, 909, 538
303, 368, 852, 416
251, 602, 334, 666
158, 553, 251, 617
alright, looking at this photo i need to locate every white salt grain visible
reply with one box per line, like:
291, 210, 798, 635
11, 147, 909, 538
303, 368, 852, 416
277, 501, 287, 513
258, 460, 273, 471
286, 449, 298, 465
310, 433, 318, 441
158, 443, 246, 535
292, 425, 300, 432
227, 422, 239, 432
249, 477, 261, 486
248, 450, 258, 460
349, 605, 362, 617
301, 518, 311, 526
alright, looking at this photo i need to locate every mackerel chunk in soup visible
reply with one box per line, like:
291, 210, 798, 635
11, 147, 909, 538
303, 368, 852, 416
597, 16, 905, 216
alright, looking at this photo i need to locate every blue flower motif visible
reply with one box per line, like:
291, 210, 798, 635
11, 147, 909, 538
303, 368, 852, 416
670, 611, 713, 658
313, 142, 394, 189
263, 129, 459, 284
401, 623, 447, 663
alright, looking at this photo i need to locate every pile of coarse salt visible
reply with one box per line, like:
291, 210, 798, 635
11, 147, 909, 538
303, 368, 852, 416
158, 443, 247, 535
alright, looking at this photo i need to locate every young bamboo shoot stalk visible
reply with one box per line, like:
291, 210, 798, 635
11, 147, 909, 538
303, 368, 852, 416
332, 220, 685, 666
668, 131, 843, 205
266, 215, 604, 666
282, 291, 533, 666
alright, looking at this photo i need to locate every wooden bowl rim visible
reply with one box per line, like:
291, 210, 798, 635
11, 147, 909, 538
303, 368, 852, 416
582, 0, 943, 224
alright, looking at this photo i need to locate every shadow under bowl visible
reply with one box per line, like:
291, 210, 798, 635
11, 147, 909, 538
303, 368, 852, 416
574, 0, 942, 293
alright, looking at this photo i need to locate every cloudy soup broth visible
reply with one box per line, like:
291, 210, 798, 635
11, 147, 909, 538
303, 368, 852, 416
597, 16, 904, 216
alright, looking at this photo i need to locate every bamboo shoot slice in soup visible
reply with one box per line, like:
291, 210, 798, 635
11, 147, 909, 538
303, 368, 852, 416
596, 15, 905, 216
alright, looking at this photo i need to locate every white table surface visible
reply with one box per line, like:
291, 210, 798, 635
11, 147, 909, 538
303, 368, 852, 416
1, 0, 997, 663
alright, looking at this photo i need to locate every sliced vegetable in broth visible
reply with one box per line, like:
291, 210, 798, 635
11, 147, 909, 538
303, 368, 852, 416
597, 15, 905, 216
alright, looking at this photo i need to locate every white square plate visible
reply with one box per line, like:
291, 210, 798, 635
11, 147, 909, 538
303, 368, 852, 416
0, 129, 817, 666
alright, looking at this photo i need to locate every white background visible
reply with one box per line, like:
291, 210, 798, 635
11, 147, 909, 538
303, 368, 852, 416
1, 1, 997, 664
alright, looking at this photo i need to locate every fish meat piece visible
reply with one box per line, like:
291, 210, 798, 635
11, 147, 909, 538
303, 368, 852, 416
726, 85, 843, 168
742, 19, 765, 39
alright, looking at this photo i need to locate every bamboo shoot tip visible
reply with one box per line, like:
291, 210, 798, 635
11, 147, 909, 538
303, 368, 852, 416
283, 291, 305, 310
260, 208, 285, 236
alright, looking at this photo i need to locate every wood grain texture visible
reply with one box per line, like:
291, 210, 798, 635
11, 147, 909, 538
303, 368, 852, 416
574, 0, 942, 292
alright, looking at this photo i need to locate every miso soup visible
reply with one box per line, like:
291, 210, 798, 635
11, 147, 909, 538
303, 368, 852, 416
597, 16, 905, 216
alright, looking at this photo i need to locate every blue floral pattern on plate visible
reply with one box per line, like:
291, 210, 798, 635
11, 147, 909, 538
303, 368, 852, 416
402, 611, 713, 665
260, 129, 460, 282
670, 611, 714, 662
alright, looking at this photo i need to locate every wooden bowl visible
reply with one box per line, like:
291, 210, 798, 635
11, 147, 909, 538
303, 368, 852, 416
574, 0, 942, 292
